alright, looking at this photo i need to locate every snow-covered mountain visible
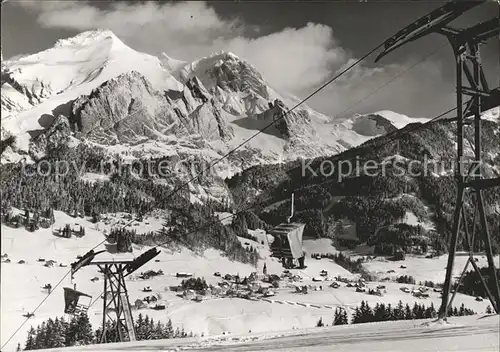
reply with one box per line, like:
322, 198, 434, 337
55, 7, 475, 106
1, 29, 423, 198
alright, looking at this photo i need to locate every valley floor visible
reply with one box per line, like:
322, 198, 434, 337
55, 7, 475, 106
1, 211, 497, 351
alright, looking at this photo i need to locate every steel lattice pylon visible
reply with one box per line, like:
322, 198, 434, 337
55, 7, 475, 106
437, 20, 500, 317
69, 247, 160, 343
375, 0, 500, 319
97, 262, 136, 343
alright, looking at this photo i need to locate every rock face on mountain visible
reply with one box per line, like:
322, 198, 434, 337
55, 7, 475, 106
1, 69, 38, 114
69, 71, 233, 145
255, 99, 312, 139
30, 114, 72, 160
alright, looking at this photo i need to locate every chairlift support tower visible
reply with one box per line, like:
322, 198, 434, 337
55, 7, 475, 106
375, 0, 500, 318
92, 259, 136, 343
69, 248, 160, 343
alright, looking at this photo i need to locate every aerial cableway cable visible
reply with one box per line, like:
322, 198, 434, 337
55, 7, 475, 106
1, 36, 480, 350
335, 43, 448, 118
84, 99, 477, 306
1, 39, 383, 350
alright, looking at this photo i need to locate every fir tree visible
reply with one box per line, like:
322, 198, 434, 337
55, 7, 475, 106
340, 308, 348, 325
135, 313, 145, 340
34, 323, 46, 349
333, 308, 348, 325
359, 301, 374, 323
65, 316, 78, 346
316, 317, 324, 327
374, 303, 384, 322
459, 304, 465, 316
393, 301, 405, 320
385, 304, 393, 321
425, 303, 436, 318
333, 308, 341, 325
44, 318, 54, 348
25, 327, 36, 351
76, 314, 94, 345
404, 303, 413, 320
153, 321, 164, 340
165, 319, 174, 338
351, 306, 362, 324
52, 317, 66, 348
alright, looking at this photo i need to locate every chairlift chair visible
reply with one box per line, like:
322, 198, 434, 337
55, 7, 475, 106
63, 287, 92, 315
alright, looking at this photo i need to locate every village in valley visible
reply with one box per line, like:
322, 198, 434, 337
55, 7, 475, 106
1, 200, 494, 350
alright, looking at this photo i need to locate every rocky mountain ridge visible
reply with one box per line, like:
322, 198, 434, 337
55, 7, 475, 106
1, 29, 428, 202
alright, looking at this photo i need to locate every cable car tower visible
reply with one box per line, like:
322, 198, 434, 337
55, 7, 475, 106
375, 0, 500, 318
68, 248, 160, 342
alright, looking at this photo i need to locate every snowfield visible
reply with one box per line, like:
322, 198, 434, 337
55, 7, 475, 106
1, 211, 496, 351
359, 253, 500, 284
31, 314, 500, 351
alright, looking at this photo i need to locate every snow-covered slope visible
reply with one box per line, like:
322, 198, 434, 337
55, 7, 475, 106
1, 30, 182, 150
1, 213, 494, 351
50, 314, 499, 352
340, 111, 430, 138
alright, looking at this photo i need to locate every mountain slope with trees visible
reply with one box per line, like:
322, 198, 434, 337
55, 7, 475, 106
226, 111, 500, 254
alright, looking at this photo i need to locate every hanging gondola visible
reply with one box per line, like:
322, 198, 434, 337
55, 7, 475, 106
63, 287, 92, 315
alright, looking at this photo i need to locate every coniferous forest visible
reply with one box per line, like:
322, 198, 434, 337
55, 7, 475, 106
226, 119, 500, 254
23, 313, 190, 350
24, 301, 476, 350
0, 142, 259, 265
316, 300, 475, 328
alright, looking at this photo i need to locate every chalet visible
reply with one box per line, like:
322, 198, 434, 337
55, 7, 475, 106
60, 224, 85, 238
169, 285, 183, 292
44, 260, 56, 267
152, 304, 166, 310
134, 299, 147, 309
183, 290, 195, 300
176, 272, 193, 278
143, 296, 158, 303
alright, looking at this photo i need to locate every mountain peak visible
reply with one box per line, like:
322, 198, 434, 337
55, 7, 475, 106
54, 29, 124, 49
209, 51, 240, 61
160, 53, 187, 72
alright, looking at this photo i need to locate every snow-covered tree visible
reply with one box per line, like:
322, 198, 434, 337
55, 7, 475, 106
24, 327, 36, 350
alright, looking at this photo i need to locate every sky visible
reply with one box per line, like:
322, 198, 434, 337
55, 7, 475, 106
1, 0, 499, 120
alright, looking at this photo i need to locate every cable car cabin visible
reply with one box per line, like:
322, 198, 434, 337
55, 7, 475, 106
269, 222, 306, 269
63, 287, 92, 315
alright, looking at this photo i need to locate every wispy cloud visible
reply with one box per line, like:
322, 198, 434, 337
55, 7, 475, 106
15, 0, 454, 119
